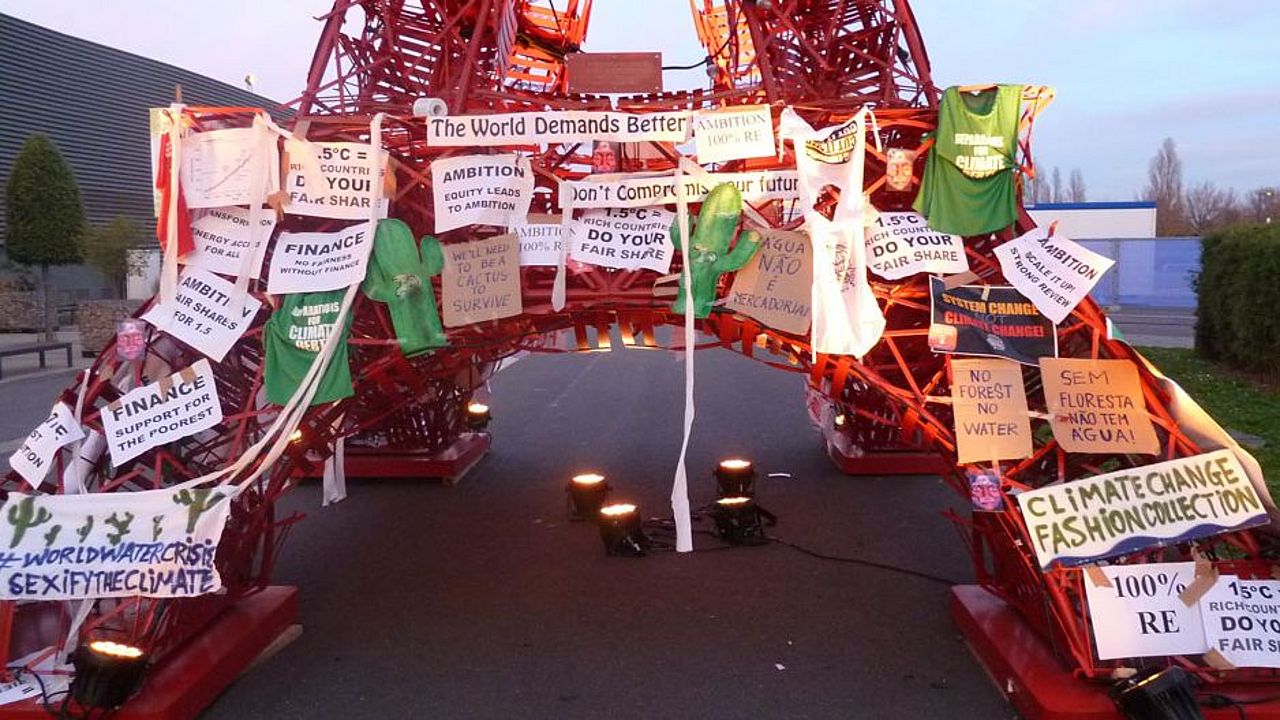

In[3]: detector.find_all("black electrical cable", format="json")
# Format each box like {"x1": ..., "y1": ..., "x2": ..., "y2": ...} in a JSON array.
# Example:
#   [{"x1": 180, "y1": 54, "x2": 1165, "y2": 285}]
[
  {"x1": 661, "y1": 34, "x2": 733, "y2": 71},
  {"x1": 767, "y1": 536, "x2": 961, "y2": 586}
]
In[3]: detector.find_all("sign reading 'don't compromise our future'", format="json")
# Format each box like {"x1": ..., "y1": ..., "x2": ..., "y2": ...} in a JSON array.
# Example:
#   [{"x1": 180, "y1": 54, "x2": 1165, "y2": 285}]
[
  {"x1": 1083, "y1": 561, "x2": 1209, "y2": 660},
  {"x1": 1018, "y1": 449, "x2": 1268, "y2": 569},
  {"x1": 1040, "y1": 358, "x2": 1160, "y2": 455},
  {"x1": 0, "y1": 486, "x2": 233, "y2": 600},
  {"x1": 1200, "y1": 576, "x2": 1280, "y2": 668},
  {"x1": 726, "y1": 228, "x2": 812, "y2": 336},
  {"x1": 284, "y1": 140, "x2": 386, "y2": 220},
  {"x1": 8, "y1": 402, "x2": 85, "y2": 489},
  {"x1": 865, "y1": 211, "x2": 968, "y2": 280},
  {"x1": 928, "y1": 277, "x2": 1057, "y2": 366},
  {"x1": 426, "y1": 110, "x2": 691, "y2": 147},
  {"x1": 102, "y1": 360, "x2": 223, "y2": 464},
  {"x1": 562, "y1": 170, "x2": 799, "y2": 209},
  {"x1": 431, "y1": 153, "x2": 535, "y2": 233},
  {"x1": 994, "y1": 226, "x2": 1114, "y2": 324},
  {"x1": 566, "y1": 207, "x2": 674, "y2": 273},
  {"x1": 267, "y1": 224, "x2": 372, "y2": 294},
  {"x1": 142, "y1": 267, "x2": 262, "y2": 362}
]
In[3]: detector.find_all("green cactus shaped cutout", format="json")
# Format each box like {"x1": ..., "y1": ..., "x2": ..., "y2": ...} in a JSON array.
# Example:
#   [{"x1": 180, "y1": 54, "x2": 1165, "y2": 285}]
[
  {"x1": 670, "y1": 183, "x2": 762, "y2": 318},
  {"x1": 43, "y1": 524, "x2": 61, "y2": 547},
  {"x1": 104, "y1": 511, "x2": 134, "y2": 546},
  {"x1": 7, "y1": 496, "x2": 53, "y2": 548},
  {"x1": 75, "y1": 515, "x2": 93, "y2": 544},
  {"x1": 152, "y1": 515, "x2": 165, "y2": 541},
  {"x1": 173, "y1": 488, "x2": 226, "y2": 534},
  {"x1": 362, "y1": 218, "x2": 448, "y2": 357}
]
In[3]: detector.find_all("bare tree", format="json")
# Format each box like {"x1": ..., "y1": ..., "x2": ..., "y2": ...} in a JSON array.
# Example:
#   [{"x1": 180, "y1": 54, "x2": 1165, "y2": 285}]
[
  {"x1": 1068, "y1": 169, "x2": 1087, "y2": 203},
  {"x1": 1244, "y1": 187, "x2": 1278, "y2": 225},
  {"x1": 1050, "y1": 166, "x2": 1063, "y2": 203},
  {"x1": 1142, "y1": 138, "x2": 1186, "y2": 235},
  {"x1": 1183, "y1": 181, "x2": 1239, "y2": 235}
]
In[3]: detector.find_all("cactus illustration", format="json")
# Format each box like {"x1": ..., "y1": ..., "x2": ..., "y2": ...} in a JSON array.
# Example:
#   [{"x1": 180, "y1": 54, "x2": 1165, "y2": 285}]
[
  {"x1": 104, "y1": 511, "x2": 135, "y2": 546},
  {"x1": 362, "y1": 218, "x2": 447, "y2": 357},
  {"x1": 43, "y1": 524, "x2": 61, "y2": 547},
  {"x1": 7, "y1": 496, "x2": 53, "y2": 548},
  {"x1": 173, "y1": 488, "x2": 226, "y2": 534},
  {"x1": 670, "y1": 183, "x2": 762, "y2": 318},
  {"x1": 152, "y1": 515, "x2": 165, "y2": 541},
  {"x1": 75, "y1": 515, "x2": 93, "y2": 543}
]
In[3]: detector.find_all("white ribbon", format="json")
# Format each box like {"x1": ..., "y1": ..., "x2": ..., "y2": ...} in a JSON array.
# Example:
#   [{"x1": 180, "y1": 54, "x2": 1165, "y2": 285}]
[{"x1": 670, "y1": 163, "x2": 696, "y2": 552}]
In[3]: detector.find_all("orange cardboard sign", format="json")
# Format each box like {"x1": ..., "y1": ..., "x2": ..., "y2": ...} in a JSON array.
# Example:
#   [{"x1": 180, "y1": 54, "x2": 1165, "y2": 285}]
[
  {"x1": 726, "y1": 228, "x2": 812, "y2": 336},
  {"x1": 951, "y1": 358, "x2": 1033, "y2": 464},
  {"x1": 443, "y1": 234, "x2": 523, "y2": 327},
  {"x1": 1039, "y1": 358, "x2": 1159, "y2": 455}
]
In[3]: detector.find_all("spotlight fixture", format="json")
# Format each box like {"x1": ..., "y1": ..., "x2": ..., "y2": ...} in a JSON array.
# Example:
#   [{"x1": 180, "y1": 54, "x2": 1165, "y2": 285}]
[
  {"x1": 567, "y1": 473, "x2": 611, "y2": 520},
  {"x1": 1109, "y1": 666, "x2": 1204, "y2": 720},
  {"x1": 465, "y1": 402, "x2": 491, "y2": 431},
  {"x1": 597, "y1": 503, "x2": 649, "y2": 557},
  {"x1": 710, "y1": 496, "x2": 768, "y2": 546},
  {"x1": 834, "y1": 413, "x2": 847, "y2": 428},
  {"x1": 714, "y1": 458, "x2": 755, "y2": 497},
  {"x1": 71, "y1": 640, "x2": 148, "y2": 710},
  {"x1": 289, "y1": 429, "x2": 304, "y2": 443}
]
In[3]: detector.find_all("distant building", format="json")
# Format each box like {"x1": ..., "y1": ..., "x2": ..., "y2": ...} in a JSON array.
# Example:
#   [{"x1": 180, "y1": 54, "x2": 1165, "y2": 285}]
[
  {"x1": 0, "y1": 12, "x2": 285, "y2": 301},
  {"x1": 1025, "y1": 201, "x2": 1157, "y2": 239}
]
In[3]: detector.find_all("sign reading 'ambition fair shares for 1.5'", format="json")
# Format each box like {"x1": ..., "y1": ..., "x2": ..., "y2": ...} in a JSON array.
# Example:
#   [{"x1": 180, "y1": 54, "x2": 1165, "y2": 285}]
[{"x1": 426, "y1": 111, "x2": 691, "y2": 146}]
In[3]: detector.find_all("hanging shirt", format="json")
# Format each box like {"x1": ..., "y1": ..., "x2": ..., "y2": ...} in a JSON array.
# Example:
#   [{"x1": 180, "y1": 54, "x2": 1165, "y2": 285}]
[
  {"x1": 263, "y1": 290, "x2": 354, "y2": 406},
  {"x1": 914, "y1": 84, "x2": 1022, "y2": 236}
]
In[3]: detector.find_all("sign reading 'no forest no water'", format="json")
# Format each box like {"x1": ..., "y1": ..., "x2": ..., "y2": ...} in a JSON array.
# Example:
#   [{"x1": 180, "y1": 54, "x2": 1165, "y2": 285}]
[{"x1": 1018, "y1": 449, "x2": 1268, "y2": 569}]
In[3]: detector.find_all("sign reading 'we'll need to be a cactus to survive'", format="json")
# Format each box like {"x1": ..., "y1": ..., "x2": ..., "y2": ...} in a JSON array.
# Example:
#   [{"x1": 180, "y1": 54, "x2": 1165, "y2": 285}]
[{"x1": 0, "y1": 486, "x2": 233, "y2": 600}]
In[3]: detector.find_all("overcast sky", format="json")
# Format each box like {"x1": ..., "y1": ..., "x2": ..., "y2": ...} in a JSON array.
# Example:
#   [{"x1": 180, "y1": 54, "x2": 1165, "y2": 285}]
[{"x1": 2, "y1": 0, "x2": 1276, "y2": 200}]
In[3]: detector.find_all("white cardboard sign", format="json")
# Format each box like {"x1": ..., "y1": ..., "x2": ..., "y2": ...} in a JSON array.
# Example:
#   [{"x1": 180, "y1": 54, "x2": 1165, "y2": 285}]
[
  {"x1": 180, "y1": 127, "x2": 278, "y2": 209},
  {"x1": 7, "y1": 403, "x2": 85, "y2": 489},
  {"x1": 426, "y1": 110, "x2": 691, "y2": 146},
  {"x1": 561, "y1": 170, "x2": 799, "y2": 209},
  {"x1": 267, "y1": 225, "x2": 373, "y2": 294},
  {"x1": 566, "y1": 207, "x2": 674, "y2": 273},
  {"x1": 0, "y1": 486, "x2": 233, "y2": 600},
  {"x1": 692, "y1": 105, "x2": 775, "y2": 164},
  {"x1": 514, "y1": 217, "x2": 565, "y2": 267},
  {"x1": 284, "y1": 140, "x2": 387, "y2": 220},
  {"x1": 1083, "y1": 562, "x2": 1209, "y2": 660},
  {"x1": 102, "y1": 360, "x2": 223, "y2": 464},
  {"x1": 142, "y1": 267, "x2": 263, "y2": 362},
  {"x1": 430, "y1": 154, "x2": 535, "y2": 233},
  {"x1": 1200, "y1": 577, "x2": 1280, "y2": 667},
  {"x1": 994, "y1": 226, "x2": 1114, "y2": 324},
  {"x1": 186, "y1": 207, "x2": 277, "y2": 278},
  {"x1": 866, "y1": 211, "x2": 968, "y2": 280}
]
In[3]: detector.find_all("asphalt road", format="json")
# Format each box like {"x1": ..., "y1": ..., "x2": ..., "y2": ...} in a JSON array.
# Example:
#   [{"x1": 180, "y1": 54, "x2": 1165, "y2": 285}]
[{"x1": 197, "y1": 345, "x2": 1012, "y2": 719}]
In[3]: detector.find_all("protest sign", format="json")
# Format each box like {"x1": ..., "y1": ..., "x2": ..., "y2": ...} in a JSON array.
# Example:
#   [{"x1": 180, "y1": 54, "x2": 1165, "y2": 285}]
[
  {"x1": 442, "y1": 234, "x2": 523, "y2": 327},
  {"x1": 1200, "y1": 577, "x2": 1280, "y2": 668},
  {"x1": 102, "y1": 360, "x2": 223, "y2": 464},
  {"x1": 426, "y1": 110, "x2": 691, "y2": 146},
  {"x1": 284, "y1": 140, "x2": 387, "y2": 220},
  {"x1": 566, "y1": 207, "x2": 674, "y2": 273},
  {"x1": 994, "y1": 226, "x2": 1114, "y2": 324},
  {"x1": 267, "y1": 225, "x2": 373, "y2": 294},
  {"x1": 1083, "y1": 562, "x2": 1208, "y2": 660},
  {"x1": 431, "y1": 153, "x2": 535, "y2": 233},
  {"x1": 8, "y1": 403, "x2": 85, "y2": 488},
  {"x1": 562, "y1": 170, "x2": 799, "y2": 209},
  {"x1": 185, "y1": 206, "x2": 277, "y2": 277},
  {"x1": 866, "y1": 211, "x2": 968, "y2": 280},
  {"x1": 1040, "y1": 358, "x2": 1160, "y2": 455},
  {"x1": 1018, "y1": 449, "x2": 1268, "y2": 569},
  {"x1": 726, "y1": 228, "x2": 812, "y2": 335},
  {"x1": 692, "y1": 105, "x2": 775, "y2": 164},
  {"x1": 514, "y1": 215, "x2": 565, "y2": 267},
  {"x1": 180, "y1": 127, "x2": 278, "y2": 209},
  {"x1": 928, "y1": 277, "x2": 1057, "y2": 365},
  {"x1": 142, "y1": 267, "x2": 262, "y2": 362},
  {"x1": 0, "y1": 485, "x2": 233, "y2": 600},
  {"x1": 950, "y1": 358, "x2": 1033, "y2": 464}
]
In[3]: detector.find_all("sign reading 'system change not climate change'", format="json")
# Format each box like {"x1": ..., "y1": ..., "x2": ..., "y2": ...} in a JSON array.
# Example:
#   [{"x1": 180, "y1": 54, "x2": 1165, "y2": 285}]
[{"x1": 1018, "y1": 449, "x2": 1268, "y2": 568}]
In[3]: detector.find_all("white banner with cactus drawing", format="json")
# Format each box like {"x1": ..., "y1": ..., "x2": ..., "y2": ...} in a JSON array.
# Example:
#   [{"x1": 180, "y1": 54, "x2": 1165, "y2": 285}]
[{"x1": 0, "y1": 486, "x2": 233, "y2": 600}]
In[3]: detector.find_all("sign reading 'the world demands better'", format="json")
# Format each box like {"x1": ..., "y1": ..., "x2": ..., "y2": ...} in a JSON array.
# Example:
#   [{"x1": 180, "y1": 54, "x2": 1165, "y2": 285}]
[
  {"x1": 1040, "y1": 358, "x2": 1160, "y2": 455},
  {"x1": 1017, "y1": 449, "x2": 1268, "y2": 569},
  {"x1": 726, "y1": 228, "x2": 812, "y2": 336},
  {"x1": 928, "y1": 277, "x2": 1057, "y2": 366},
  {"x1": 102, "y1": 360, "x2": 223, "y2": 464}
]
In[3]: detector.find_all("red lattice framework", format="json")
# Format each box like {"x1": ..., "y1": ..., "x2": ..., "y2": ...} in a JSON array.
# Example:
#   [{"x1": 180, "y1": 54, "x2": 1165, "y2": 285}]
[{"x1": 2, "y1": 0, "x2": 1277, "y2": 694}]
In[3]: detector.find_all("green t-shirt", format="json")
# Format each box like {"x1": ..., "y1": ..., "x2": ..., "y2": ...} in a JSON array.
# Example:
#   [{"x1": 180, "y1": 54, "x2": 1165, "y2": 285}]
[
  {"x1": 263, "y1": 290, "x2": 354, "y2": 406},
  {"x1": 914, "y1": 84, "x2": 1022, "y2": 236}
]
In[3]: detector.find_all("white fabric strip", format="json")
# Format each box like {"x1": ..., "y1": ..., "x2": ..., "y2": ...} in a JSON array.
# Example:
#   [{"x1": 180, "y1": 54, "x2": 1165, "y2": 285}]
[
  {"x1": 670, "y1": 164, "x2": 695, "y2": 553},
  {"x1": 159, "y1": 103, "x2": 186, "y2": 305}
]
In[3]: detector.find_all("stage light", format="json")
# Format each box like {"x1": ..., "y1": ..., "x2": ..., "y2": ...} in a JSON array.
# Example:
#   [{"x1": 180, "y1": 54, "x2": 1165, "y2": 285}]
[
  {"x1": 1109, "y1": 666, "x2": 1204, "y2": 720},
  {"x1": 710, "y1": 496, "x2": 768, "y2": 546},
  {"x1": 289, "y1": 429, "x2": 303, "y2": 443},
  {"x1": 834, "y1": 413, "x2": 846, "y2": 428},
  {"x1": 715, "y1": 458, "x2": 755, "y2": 497},
  {"x1": 70, "y1": 640, "x2": 148, "y2": 710},
  {"x1": 597, "y1": 502, "x2": 649, "y2": 557},
  {"x1": 465, "y1": 402, "x2": 491, "y2": 430},
  {"x1": 567, "y1": 473, "x2": 611, "y2": 520}
]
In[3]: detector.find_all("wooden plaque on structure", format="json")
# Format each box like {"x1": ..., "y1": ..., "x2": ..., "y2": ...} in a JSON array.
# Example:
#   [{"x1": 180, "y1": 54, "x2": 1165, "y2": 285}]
[{"x1": 566, "y1": 52, "x2": 663, "y2": 94}]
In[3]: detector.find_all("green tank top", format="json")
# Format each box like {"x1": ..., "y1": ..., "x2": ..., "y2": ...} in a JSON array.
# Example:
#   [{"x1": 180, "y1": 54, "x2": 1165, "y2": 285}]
[
  {"x1": 263, "y1": 289, "x2": 354, "y2": 406},
  {"x1": 914, "y1": 84, "x2": 1022, "y2": 236}
]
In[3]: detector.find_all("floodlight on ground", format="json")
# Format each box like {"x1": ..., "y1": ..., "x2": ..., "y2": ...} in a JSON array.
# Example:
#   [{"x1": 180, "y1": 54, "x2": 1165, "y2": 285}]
[
  {"x1": 70, "y1": 640, "x2": 149, "y2": 710},
  {"x1": 597, "y1": 503, "x2": 649, "y2": 557},
  {"x1": 715, "y1": 458, "x2": 755, "y2": 497},
  {"x1": 710, "y1": 496, "x2": 768, "y2": 546},
  {"x1": 1109, "y1": 666, "x2": 1204, "y2": 720},
  {"x1": 465, "y1": 402, "x2": 491, "y2": 430},
  {"x1": 567, "y1": 473, "x2": 610, "y2": 520}
]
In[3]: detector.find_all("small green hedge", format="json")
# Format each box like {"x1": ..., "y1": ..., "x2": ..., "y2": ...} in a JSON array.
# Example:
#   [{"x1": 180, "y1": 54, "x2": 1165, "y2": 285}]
[{"x1": 1196, "y1": 223, "x2": 1280, "y2": 375}]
